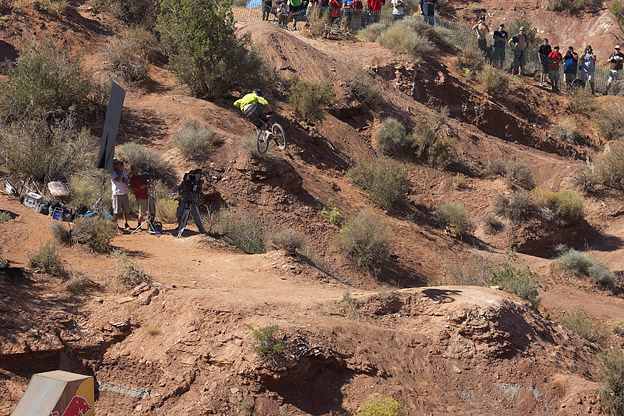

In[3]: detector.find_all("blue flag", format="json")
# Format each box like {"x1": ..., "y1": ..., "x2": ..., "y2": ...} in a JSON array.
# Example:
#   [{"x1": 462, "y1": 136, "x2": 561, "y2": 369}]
[{"x1": 246, "y1": 0, "x2": 262, "y2": 7}]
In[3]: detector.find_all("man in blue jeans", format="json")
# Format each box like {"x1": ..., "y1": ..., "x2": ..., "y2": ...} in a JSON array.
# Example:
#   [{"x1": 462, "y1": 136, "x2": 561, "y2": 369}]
[{"x1": 419, "y1": 0, "x2": 436, "y2": 25}]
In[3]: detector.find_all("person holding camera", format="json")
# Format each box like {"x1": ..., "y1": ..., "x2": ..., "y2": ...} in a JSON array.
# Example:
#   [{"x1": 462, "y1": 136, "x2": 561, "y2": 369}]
[
  {"x1": 606, "y1": 45, "x2": 624, "y2": 95},
  {"x1": 110, "y1": 159, "x2": 130, "y2": 229},
  {"x1": 580, "y1": 45, "x2": 596, "y2": 95},
  {"x1": 563, "y1": 46, "x2": 579, "y2": 91}
]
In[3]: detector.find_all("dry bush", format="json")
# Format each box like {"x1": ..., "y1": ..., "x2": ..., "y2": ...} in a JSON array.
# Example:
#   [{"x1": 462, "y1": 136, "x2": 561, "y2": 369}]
[
  {"x1": 105, "y1": 28, "x2": 156, "y2": 83},
  {"x1": 0, "y1": 211, "x2": 11, "y2": 223},
  {"x1": 29, "y1": 241, "x2": 65, "y2": 278},
  {"x1": 348, "y1": 157, "x2": 408, "y2": 211},
  {"x1": 409, "y1": 124, "x2": 457, "y2": 169},
  {"x1": 90, "y1": 0, "x2": 159, "y2": 26},
  {"x1": 144, "y1": 325, "x2": 161, "y2": 335},
  {"x1": 303, "y1": 6, "x2": 329, "y2": 39},
  {"x1": 268, "y1": 228, "x2": 306, "y2": 255},
  {"x1": 457, "y1": 46, "x2": 486, "y2": 74},
  {"x1": 441, "y1": 254, "x2": 492, "y2": 286},
  {"x1": 65, "y1": 272, "x2": 100, "y2": 295},
  {"x1": 117, "y1": 142, "x2": 176, "y2": 186},
  {"x1": 560, "y1": 307, "x2": 609, "y2": 344},
  {"x1": 34, "y1": 0, "x2": 68, "y2": 16},
  {"x1": 592, "y1": 101, "x2": 624, "y2": 140},
  {"x1": 594, "y1": 142, "x2": 624, "y2": 191},
  {"x1": 114, "y1": 250, "x2": 149, "y2": 289},
  {"x1": 554, "y1": 117, "x2": 590, "y2": 146},
  {"x1": 569, "y1": 87, "x2": 599, "y2": 116},
  {"x1": 211, "y1": 210, "x2": 269, "y2": 254},
  {"x1": 487, "y1": 158, "x2": 507, "y2": 176},
  {"x1": 483, "y1": 212, "x2": 504, "y2": 234},
  {"x1": 555, "y1": 249, "x2": 616, "y2": 290},
  {"x1": 436, "y1": 201, "x2": 475, "y2": 237},
  {"x1": 337, "y1": 209, "x2": 391, "y2": 274},
  {"x1": 548, "y1": 0, "x2": 602, "y2": 13},
  {"x1": 375, "y1": 117, "x2": 407, "y2": 156},
  {"x1": 51, "y1": 222, "x2": 73, "y2": 246},
  {"x1": 597, "y1": 346, "x2": 624, "y2": 416},
  {"x1": 476, "y1": 65, "x2": 511, "y2": 97},
  {"x1": 288, "y1": 78, "x2": 335, "y2": 124},
  {"x1": 156, "y1": 199, "x2": 178, "y2": 223},
  {"x1": 450, "y1": 173, "x2": 467, "y2": 190},
  {"x1": 68, "y1": 170, "x2": 112, "y2": 207},
  {"x1": 241, "y1": 132, "x2": 262, "y2": 159},
  {"x1": 531, "y1": 187, "x2": 585, "y2": 226},
  {"x1": 72, "y1": 217, "x2": 118, "y2": 253},
  {"x1": 494, "y1": 191, "x2": 534, "y2": 221},
  {"x1": 506, "y1": 162, "x2": 535, "y2": 190},
  {"x1": 379, "y1": 21, "x2": 436, "y2": 59},
  {"x1": 358, "y1": 23, "x2": 386, "y2": 42},
  {"x1": 173, "y1": 120, "x2": 218, "y2": 161},
  {"x1": 345, "y1": 72, "x2": 383, "y2": 110}
]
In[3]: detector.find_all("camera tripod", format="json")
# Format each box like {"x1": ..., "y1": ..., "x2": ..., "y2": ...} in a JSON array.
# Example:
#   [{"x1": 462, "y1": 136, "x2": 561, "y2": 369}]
[
  {"x1": 177, "y1": 197, "x2": 206, "y2": 238},
  {"x1": 131, "y1": 195, "x2": 158, "y2": 235}
]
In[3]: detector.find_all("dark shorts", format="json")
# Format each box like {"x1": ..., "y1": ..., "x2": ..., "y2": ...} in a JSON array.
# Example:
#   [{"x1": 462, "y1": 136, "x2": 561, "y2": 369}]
[
  {"x1": 541, "y1": 62, "x2": 549, "y2": 74},
  {"x1": 244, "y1": 104, "x2": 268, "y2": 129}
]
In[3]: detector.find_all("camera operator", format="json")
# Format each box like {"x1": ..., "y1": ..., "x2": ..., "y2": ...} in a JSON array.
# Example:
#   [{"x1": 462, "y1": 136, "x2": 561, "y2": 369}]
[
  {"x1": 606, "y1": 44, "x2": 624, "y2": 95},
  {"x1": 580, "y1": 45, "x2": 596, "y2": 95},
  {"x1": 110, "y1": 159, "x2": 130, "y2": 229},
  {"x1": 130, "y1": 169, "x2": 149, "y2": 230}
]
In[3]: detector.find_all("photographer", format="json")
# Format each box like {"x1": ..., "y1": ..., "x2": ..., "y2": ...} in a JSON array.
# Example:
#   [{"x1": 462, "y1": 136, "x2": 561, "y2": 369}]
[
  {"x1": 129, "y1": 169, "x2": 149, "y2": 230},
  {"x1": 580, "y1": 45, "x2": 596, "y2": 95},
  {"x1": 110, "y1": 159, "x2": 130, "y2": 230},
  {"x1": 606, "y1": 45, "x2": 624, "y2": 95}
]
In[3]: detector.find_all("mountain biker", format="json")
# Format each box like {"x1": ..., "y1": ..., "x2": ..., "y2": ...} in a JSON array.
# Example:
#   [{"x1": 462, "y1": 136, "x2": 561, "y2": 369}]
[{"x1": 234, "y1": 89, "x2": 273, "y2": 131}]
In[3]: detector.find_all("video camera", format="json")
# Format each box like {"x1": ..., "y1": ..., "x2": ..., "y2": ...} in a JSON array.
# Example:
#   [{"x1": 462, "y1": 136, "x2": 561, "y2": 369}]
[{"x1": 179, "y1": 169, "x2": 203, "y2": 202}]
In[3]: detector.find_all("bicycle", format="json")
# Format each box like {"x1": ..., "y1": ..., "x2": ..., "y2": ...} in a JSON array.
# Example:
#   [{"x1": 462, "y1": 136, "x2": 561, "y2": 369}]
[{"x1": 256, "y1": 116, "x2": 286, "y2": 155}]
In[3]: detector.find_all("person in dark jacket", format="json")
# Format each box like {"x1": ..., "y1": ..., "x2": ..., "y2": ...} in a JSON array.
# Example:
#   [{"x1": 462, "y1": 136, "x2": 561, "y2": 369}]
[
  {"x1": 563, "y1": 46, "x2": 579, "y2": 90},
  {"x1": 419, "y1": 0, "x2": 437, "y2": 26}
]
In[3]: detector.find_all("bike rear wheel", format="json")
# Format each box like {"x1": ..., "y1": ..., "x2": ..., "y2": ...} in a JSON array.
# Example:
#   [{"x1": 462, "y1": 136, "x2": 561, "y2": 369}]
[
  {"x1": 256, "y1": 128, "x2": 269, "y2": 154},
  {"x1": 272, "y1": 123, "x2": 286, "y2": 150}
]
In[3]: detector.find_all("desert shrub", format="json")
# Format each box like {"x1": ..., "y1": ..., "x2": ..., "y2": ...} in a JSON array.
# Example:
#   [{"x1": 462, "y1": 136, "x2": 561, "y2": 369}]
[
  {"x1": 409, "y1": 18, "x2": 449, "y2": 48},
  {"x1": 436, "y1": 201, "x2": 475, "y2": 237},
  {"x1": 0, "y1": 211, "x2": 11, "y2": 223},
  {"x1": 359, "y1": 22, "x2": 386, "y2": 42},
  {"x1": 29, "y1": 241, "x2": 65, "y2": 278},
  {"x1": 375, "y1": 117, "x2": 407, "y2": 156},
  {"x1": 476, "y1": 65, "x2": 510, "y2": 97},
  {"x1": 90, "y1": 0, "x2": 159, "y2": 26},
  {"x1": 442, "y1": 254, "x2": 492, "y2": 286},
  {"x1": 494, "y1": 191, "x2": 534, "y2": 221},
  {"x1": 114, "y1": 250, "x2": 149, "y2": 289},
  {"x1": 321, "y1": 205, "x2": 343, "y2": 225},
  {"x1": 450, "y1": 173, "x2": 467, "y2": 190},
  {"x1": 487, "y1": 158, "x2": 507, "y2": 176},
  {"x1": 51, "y1": 222, "x2": 73, "y2": 246},
  {"x1": 65, "y1": 272, "x2": 99, "y2": 295},
  {"x1": 117, "y1": 142, "x2": 175, "y2": 186},
  {"x1": 157, "y1": 0, "x2": 262, "y2": 100},
  {"x1": 548, "y1": 0, "x2": 602, "y2": 13},
  {"x1": 348, "y1": 157, "x2": 408, "y2": 210},
  {"x1": 610, "y1": 1, "x2": 624, "y2": 38},
  {"x1": 173, "y1": 120, "x2": 218, "y2": 161},
  {"x1": 0, "y1": 116, "x2": 97, "y2": 184},
  {"x1": 34, "y1": 0, "x2": 68, "y2": 16},
  {"x1": 355, "y1": 397, "x2": 405, "y2": 416},
  {"x1": 345, "y1": 73, "x2": 383, "y2": 110},
  {"x1": 457, "y1": 46, "x2": 485, "y2": 74},
  {"x1": 592, "y1": 102, "x2": 624, "y2": 140},
  {"x1": 506, "y1": 162, "x2": 535, "y2": 190},
  {"x1": 531, "y1": 187, "x2": 585, "y2": 226},
  {"x1": 72, "y1": 217, "x2": 118, "y2": 253},
  {"x1": 337, "y1": 209, "x2": 391, "y2": 274},
  {"x1": 409, "y1": 126, "x2": 457, "y2": 168},
  {"x1": 156, "y1": 198, "x2": 178, "y2": 223},
  {"x1": 378, "y1": 21, "x2": 436, "y2": 59},
  {"x1": 560, "y1": 307, "x2": 609, "y2": 344},
  {"x1": 288, "y1": 78, "x2": 335, "y2": 124},
  {"x1": 490, "y1": 249, "x2": 540, "y2": 307},
  {"x1": 268, "y1": 228, "x2": 306, "y2": 255},
  {"x1": 555, "y1": 249, "x2": 616, "y2": 289},
  {"x1": 250, "y1": 325, "x2": 285, "y2": 358},
  {"x1": 0, "y1": 42, "x2": 105, "y2": 120},
  {"x1": 569, "y1": 87, "x2": 599, "y2": 116},
  {"x1": 68, "y1": 170, "x2": 112, "y2": 207},
  {"x1": 303, "y1": 6, "x2": 329, "y2": 39},
  {"x1": 597, "y1": 346, "x2": 624, "y2": 416},
  {"x1": 105, "y1": 28, "x2": 156, "y2": 83},
  {"x1": 483, "y1": 212, "x2": 504, "y2": 234},
  {"x1": 554, "y1": 117, "x2": 590, "y2": 146},
  {"x1": 594, "y1": 142, "x2": 624, "y2": 191},
  {"x1": 573, "y1": 166, "x2": 599, "y2": 193},
  {"x1": 212, "y1": 210, "x2": 269, "y2": 254}
]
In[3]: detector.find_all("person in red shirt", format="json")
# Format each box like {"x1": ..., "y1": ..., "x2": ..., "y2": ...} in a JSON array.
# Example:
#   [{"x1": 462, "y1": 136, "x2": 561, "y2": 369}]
[
  {"x1": 367, "y1": 0, "x2": 383, "y2": 23},
  {"x1": 129, "y1": 170, "x2": 150, "y2": 229},
  {"x1": 548, "y1": 46, "x2": 563, "y2": 92},
  {"x1": 352, "y1": 0, "x2": 363, "y2": 30},
  {"x1": 330, "y1": 0, "x2": 341, "y2": 24}
]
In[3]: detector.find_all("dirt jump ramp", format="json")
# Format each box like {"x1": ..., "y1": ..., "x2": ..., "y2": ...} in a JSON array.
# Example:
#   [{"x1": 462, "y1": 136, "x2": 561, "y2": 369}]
[{"x1": 11, "y1": 371, "x2": 94, "y2": 416}]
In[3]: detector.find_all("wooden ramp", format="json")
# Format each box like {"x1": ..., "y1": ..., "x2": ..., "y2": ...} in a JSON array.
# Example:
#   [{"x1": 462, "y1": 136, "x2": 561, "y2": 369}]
[{"x1": 11, "y1": 371, "x2": 94, "y2": 416}]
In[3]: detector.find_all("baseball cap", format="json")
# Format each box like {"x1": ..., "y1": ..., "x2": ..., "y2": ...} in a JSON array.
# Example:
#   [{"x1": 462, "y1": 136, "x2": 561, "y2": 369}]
[
  {"x1": 616, "y1": 45, "x2": 621, "y2": 49},
  {"x1": 520, "y1": 26, "x2": 525, "y2": 31}
]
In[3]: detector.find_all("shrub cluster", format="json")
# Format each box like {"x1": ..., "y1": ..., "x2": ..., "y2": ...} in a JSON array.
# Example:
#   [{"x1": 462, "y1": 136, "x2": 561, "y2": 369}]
[
  {"x1": 476, "y1": 65, "x2": 512, "y2": 97},
  {"x1": 173, "y1": 120, "x2": 218, "y2": 161},
  {"x1": 579, "y1": 142, "x2": 624, "y2": 192},
  {"x1": 345, "y1": 73, "x2": 383, "y2": 110},
  {"x1": 548, "y1": 0, "x2": 602, "y2": 13},
  {"x1": 91, "y1": 0, "x2": 159, "y2": 26},
  {"x1": 268, "y1": 228, "x2": 306, "y2": 255},
  {"x1": 114, "y1": 250, "x2": 149, "y2": 289},
  {"x1": 355, "y1": 397, "x2": 405, "y2": 416},
  {"x1": 506, "y1": 162, "x2": 535, "y2": 190},
  {"x1": 554, "y1": 249, "x2": 616, "y2": 289},
  {"x1": 489, "y1": 249, "x2": 540, "y2": 307},
  {"x1": 560, "y1": 307, "x2": 609, "y2": 344},
  {"x1": 348, "y1": 157, "x2": 408, "y2": 211},
  {"x1": 70, "y1": 217, "x2": 119, "y2": 253},
  {"x1": 117, "y1": 142, "x2": 176, "y2": 186},
  {"x1": 288, "y1": 78, "x2": 335, "y2": 124},
  {"x1": 358, "y1": 23, "x2": 386, "y2": 42},
  {"x1": 436, "y1": 201, "x2": 474, "y2": 237},
  {"x1": 211, "y1": 210, "x2": 269, "y2": 254},
  {"x1": 378, "y1": 20, "x2": 436, "y2": 60},
  {"x1": 337, "y1": 209, "x2": 391, "y2": 274},
  {"x1": 531, "y1": 187, "x2": 585, "y2": 226},
  {"x1": 29, "y1": 241, "x2": 65, "y2": 278},
  {"x1": 597, "y1": 346, "x2": 624, "y2": 416},
  {"x1": 494, "y1": 191, "x2": 534, "y2": 221},
  {"x1": 105, "y1": 28, "x2": 156, "y2": 83}
]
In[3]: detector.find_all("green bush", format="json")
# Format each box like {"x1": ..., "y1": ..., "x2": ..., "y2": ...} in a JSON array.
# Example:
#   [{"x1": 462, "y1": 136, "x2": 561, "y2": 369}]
[
  {"x1": 359, "y1": 23, "x2": 386, "y2": 42},
  {"x1": 476, "y1": 65, "x2": 511, "y2": 97},
  {"x1": 379, "y1": 21, "x2": 436, "y2": 59},
  {"x1": 0, "y1": 42, "x2": 105, "y2": 120},
  {"x1": 173, "y1": 120, "x2": 218, "y2": 161},
  {"x1": 337, "y1": 209, "x2": 391, "y2": 274},
  {"x1": 555, "y1": 249, "x2": 616, "y2": 289},
  {"x1": 506, "y1": 162, "x2": 535, "y2": 190},
  {"x1": 489, "y1": 249, "x2": 540, "y2": 307},
  {"x1": 29, "y1": 241, "x2": 65, "y2": 278},
  {"x1": 250, "y1": 325, "x2": 285, "y2": 359},
  {"x1": 288, "y1": 78, "x2": 335, "y2": 124},
  {"x1": 560, "y1": 307, "x2": 609, "y2": 344},
  {"x1": 72, "y1": 217, "x2": 118, "y2": 253},
  {"x1": 117, "y1": 142, "x2": 175, "y2": 186},
  {"x1": 0, "y1": 116, "x2": 96, "y2": 184},
  {"x1": 355, "y1": 397, "x2": 405, "y2": 416},
  {"x1": 597, "y1": 346, "x2": 624, "y2": 416},
  {"x1": 436, "y1": 201, "x2": 475, "y2": 237},
  {"x1": 114, "y1": 250, "x2": 149, "y2": 289},
  {"x1": 348, "y1": 157, "x2": 408, "y2": 210},
  {"x1": 90, "y1": 0, "x2": 159, "y2": 26},
  {"x1": 105, "y1": 28, "x2": 156, "y2": 83},
  {"x1": 375, "y1": 117, "x2": 407, "y2": 156},
  {"x1": 531, "y1": 187, "x2": 585, "y2": 226},
  {"x1": 156, "y1": 198, "x2": 179, "y2": 223},
  {"x1": 321, "y1": 205, "x2": 343, "y2": 225},
  {"x1": 268, "y1": 228, "x2": 306, "y2": 255},
  {"x1": 157, "y1": 0, "x2": 262, "y2": 100},
  {"x1": 345, "y1": 73, "x2": 383, "y2": 110},
  {"x1": 548, "y1": 0, "x2": 602, "y2": 14},
  {"x1": 212, "y1": 210, "x2": 269, "y2": 254},
  {"x1": 494, "y1": 191, "x2": 534, "y2": 221},
  {"x1": 594, "y1": 142, "x2": 624, "y2": 191}
]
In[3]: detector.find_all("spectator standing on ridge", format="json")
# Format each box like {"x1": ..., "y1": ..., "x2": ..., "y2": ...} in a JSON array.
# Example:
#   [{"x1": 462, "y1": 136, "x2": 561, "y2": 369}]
[
  {"x1": 391, "y1": 0, "x2": 404, "y2": 21},
  {"x1": 288, "y1": 0, "x2": 303, "y2": 29},
  {"x1": 605, "y1": 45, "x2": 624, "y2": 95},
  {"x1": 367, "y1": 0, "x2": 383, "y2": 23},
  {"x1": 491, "y1": 23, "x2": 508, "y2": 68},
  {"x1": 330, "y1": 0, "x2": 341, "y2": 24},
  {"x1": 352, "y1": 0, "x2": 363, "y2": 30},
  {"x1": 580, "y1": 45, "x2": 596, "y2": 95},
  {"x1": 262, "y1": 0, "x2": 273, "y2": 21},
  {"x1": 342, "y1": 0, "x2": 353, "y2": 31},
  {"x1": 509, "y1": 26, "x2": 529, "y2": 76},
  {"x1": 420, "y1": 0, "x2": 437, "y2": 26},
  {"x1": 472, "y1": 16, "x2": 489, "y2": 56},
  {"x1": 548, "y1": 46, "x2": 563, "y2": 92},
  {"x1": 110, "y1": 159, "x2": 130, "y2": 230},
  {"x1": 277, "y1": 0, "x2": 290, "y2": 28},
  {"x1": 563, "y1": 46, "x2": 579, "y2": 90},
  {"x1": 537, "y1": 38, "x2": 552, "y2": 87}
]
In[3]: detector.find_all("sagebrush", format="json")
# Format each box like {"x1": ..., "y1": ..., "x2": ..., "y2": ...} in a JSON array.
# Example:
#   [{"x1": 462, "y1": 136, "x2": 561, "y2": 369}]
[
  {"x1": 29, "y1": 241, "x2": 65, "y2": 278},
  {"x1": 114, "y1": 250, "x2": 149, "y2": 289},
  {"x1": 173, "y1": 120, "x2": 218, "y2": 161},
  {"x1": 560, "y1": 307, "x2": 609, "y2": 344},
  {"x1": 72, "y1": 217, "x2": 118, "y2": 253},
  {"x1": 288, "y1": 78, "x2": 334, "y2": 124},
  {"x1": 337, "y1": 209, "x2": 391, "y2": 274},
  {"x1": 597, "y1": 346, "x2": 624, "y2": 416},
  {"x1": 349, "y1": 157, "x2": 408, "y2": 211},
  {"x1": 436, "y1": 201, "x2": 474, "y2": 237}
]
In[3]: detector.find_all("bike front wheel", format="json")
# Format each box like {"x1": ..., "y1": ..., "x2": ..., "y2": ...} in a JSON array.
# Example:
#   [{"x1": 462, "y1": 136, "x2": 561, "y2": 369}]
[
  {"x1": 272, "y1": 123, "x2": 286, "y2": 150},
  {"x1": 256, "y1": 129, "x2": 269, "y2": 154}
]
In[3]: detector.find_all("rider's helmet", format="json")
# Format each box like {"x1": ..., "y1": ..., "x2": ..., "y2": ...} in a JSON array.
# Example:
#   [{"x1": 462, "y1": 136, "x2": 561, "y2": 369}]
[{"x1": 253, "y1": 88, "x2": 262, "y2": 96}]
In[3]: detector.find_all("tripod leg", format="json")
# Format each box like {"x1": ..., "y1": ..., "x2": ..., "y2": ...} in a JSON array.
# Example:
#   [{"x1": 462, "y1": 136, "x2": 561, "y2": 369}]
[
  {"x1": 190, "y1": 204, "x2": 206, "y2": 234},
  {"x1": 177, "y1": 206, "x2": 191, "y2": 238}
]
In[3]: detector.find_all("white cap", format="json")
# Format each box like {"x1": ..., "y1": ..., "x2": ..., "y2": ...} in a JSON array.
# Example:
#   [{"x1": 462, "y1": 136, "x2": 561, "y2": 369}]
[{"x1": 616, "y1": 45, "x2": 621, "y2": 49}]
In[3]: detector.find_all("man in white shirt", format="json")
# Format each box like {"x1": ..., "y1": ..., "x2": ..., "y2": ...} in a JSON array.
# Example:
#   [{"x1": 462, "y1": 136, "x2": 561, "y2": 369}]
[
  {"x1": 110, "y1": 159, "x2": 130, "y2": 229},
  {"x1": 391, "y1": 0, "x2": 404, "y2": 21}
]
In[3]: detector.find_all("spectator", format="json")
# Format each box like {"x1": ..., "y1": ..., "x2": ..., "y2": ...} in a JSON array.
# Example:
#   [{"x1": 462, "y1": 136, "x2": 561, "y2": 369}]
[
  {"x1": 306, "y1": 0, "x2": 315, "y2": 21},
  {"x1": 548, "y1": 46, "x2": 563, "y2": 92},
  {"x1": 330, "y1": 0, "x2": 341, "y2": 24},
  {"x1": 129, "y1": 170, "x2": 150, "y2": 229},
  {"x1": 110, "y1": 159, "x2": 130, "y2": 230},
  {"x1": 563, "y1": 46, "x2": 579, "y2": 90},
  {"x1": 288, "y1": 0, "x2": 303, "y2": 29},
  {"x1": 262, "y1": 0, "x2": 273, "y2": 21},
  {"x1": 277, "y1": 0, "x2": 290, "y2": 28},
  {"x1": 352, "y1": 0, "x2": 363, "y2": 30},
  {"x1": 491, "y1": 23, "x2": 508, "y2": 69},
  {"x1": 472, "y1": 16, "x2": 489, "y2": 56},
  {"x1": 320, "y1": 0, "x2": 329, "y2": 16},
  {"x1": 391, "y1": 0, "x2": 404, "y2": 21},
  {"x1": 580, "y1": 45, "x2": 596, "y2": 95},
  {"x1": 509, "y1": 26, "x2": 529, "y2": 76},
  {"x1": 367, "y1": 0, "x2": 383, "y2": 23},
  {"x1": 342, "y1": 0, "x2": 353, "y2": 31},
  {"x1": 420, "y1": 0, "x2": 437, "y2": 26},
  {"x1": 537, "y1": 38, "x2": 552, "y2": 87},
  {"x1": 605, "y1": 45, "x2": 624, "y2": 95}
]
